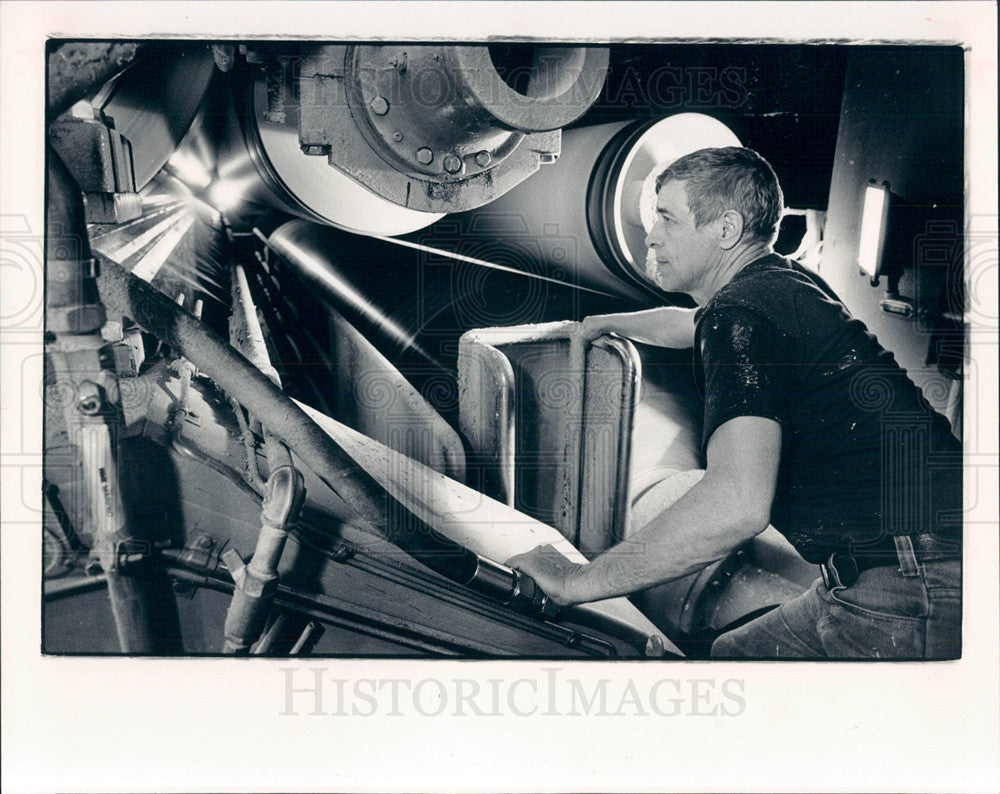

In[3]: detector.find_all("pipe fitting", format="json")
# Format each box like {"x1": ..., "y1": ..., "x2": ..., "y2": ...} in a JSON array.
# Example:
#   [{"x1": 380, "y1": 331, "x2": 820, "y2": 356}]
[
  {"x1": 260, "y1": 465, "x2": 306, "y2": 532},
  {"x1": 221, "y1": 456, "x2": 304, "y2": 653},
  {"x1": 268, "y1": 43, "x2": 611, "y2": 218},
  {"x1": 222, "y1": 549, "x2": 278, "y2": 599},
  {"x1": 344, "y1": 44, "x2": 608, "y2": 178}
]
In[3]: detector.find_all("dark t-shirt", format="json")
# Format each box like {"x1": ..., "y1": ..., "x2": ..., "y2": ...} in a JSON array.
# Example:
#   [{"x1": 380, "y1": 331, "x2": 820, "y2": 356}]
[{"x1": 693, "y1": 254, "x2": 962, "y2": 563}]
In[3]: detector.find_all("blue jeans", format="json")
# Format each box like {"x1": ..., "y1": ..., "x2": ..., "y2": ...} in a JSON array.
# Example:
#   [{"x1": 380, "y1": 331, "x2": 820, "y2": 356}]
[{"x1": 710, "y1": 560, "x2": 961, "y2": 659}]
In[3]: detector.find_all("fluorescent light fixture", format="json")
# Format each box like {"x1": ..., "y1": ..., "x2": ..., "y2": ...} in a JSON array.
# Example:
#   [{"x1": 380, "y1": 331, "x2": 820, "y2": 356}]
[{"x1": 858, "y1": 182, "x2": 890, "y2": 280}]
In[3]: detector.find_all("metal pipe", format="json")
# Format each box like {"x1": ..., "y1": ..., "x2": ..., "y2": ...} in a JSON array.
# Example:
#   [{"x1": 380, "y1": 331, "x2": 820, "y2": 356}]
[
  {"x1": 47, "y1": 42, "x2": 145, "y2": 118},
  {"x1": 47, "y1": 147, "x2": 182, "y2": 654},
  {"x1": 94, "y1": 257, "x2": 555, "y2": 616},
  {"x1": 163, "y1": 561, "x2": 500, "y2": 657},
  {"x1": 263, "y1": 219, "x2": 606, "y2": 375},
  {"x1": 46, "y1": 150, "x2": 103, "y2": 336},
  {"x1": 223, "y1": 262, "x2": 307, "y2": 654},
  {"x1": 262, "y1": 223, "x2": 442, "y2": 369},
  {"x1": 229, "y1": 264, "x2": 280, "y2": 384},
  {"x1": 162, "y1": 554, "x2": 629, "y2": 657},
  {"x1": 222, "y1": 464, "x2": 305, "y2": 653}
]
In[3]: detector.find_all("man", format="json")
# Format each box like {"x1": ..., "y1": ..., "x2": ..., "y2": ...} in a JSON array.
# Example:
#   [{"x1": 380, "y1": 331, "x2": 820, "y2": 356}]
[{"x1": 508, "y1": 147, "x2": 962, "y2": 659}]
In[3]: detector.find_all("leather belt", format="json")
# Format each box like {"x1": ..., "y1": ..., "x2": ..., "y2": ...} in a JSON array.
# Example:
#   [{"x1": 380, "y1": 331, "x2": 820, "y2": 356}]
[{"x1": 819, "y1": 533, "x2": 961, "y2": 589}]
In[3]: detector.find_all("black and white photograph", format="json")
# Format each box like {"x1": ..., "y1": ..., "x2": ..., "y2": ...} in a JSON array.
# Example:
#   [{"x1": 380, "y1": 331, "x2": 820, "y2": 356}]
[{"x1": 2, "y1": 2, "x2": 998, "y2": 792}]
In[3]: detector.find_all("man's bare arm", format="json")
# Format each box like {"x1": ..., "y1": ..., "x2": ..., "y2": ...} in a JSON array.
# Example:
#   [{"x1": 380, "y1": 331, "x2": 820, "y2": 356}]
[
  {"x1": 579, "y1": 306, "x2": 698, "y2": 349},
  {"x1": 506, "y1": 416, "x2": 782, "y2": 605}
]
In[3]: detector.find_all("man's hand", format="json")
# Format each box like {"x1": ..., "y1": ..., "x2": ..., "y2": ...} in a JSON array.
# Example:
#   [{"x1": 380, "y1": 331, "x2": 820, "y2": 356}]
[
  {"x1": 506, "y1": 416, "x2": 781, "y2": 607},
  {"x1": 578, "y1": 314, "x2": 615, "y2": 345},
  {"x1": 506, "y1": 544, "x2": 585, "y2": 606}
]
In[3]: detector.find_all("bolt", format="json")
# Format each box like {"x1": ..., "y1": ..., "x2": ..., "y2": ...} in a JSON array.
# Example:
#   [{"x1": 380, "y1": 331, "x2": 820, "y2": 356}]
[
  {"x1": 392, "y1": 131, "x2": 404, "y2": 142},
  {"x1": 197, "y1": 535, "x2": 213, "y2": 549},
  {"x1": 416, "y1": 147, "x2": 434, "y2": 165},
  {"x1": 474, "y1": 150, "x2": 492, "y2": 167},
  {"x1": 443, "y1": 154, "x2": 463, "y2": 174},
  {"x1": 539, "y1": 153, "x2": 559, "y2": 165},
  {"x1": 369, "y1": 96, "x2": 389, "y2": 115},
  {"x1": 331, "y1": 542, "x2": 356, "y2": 563},
  {"x1": 301, "y1": 144, "x2": 331, "y2": 156}
]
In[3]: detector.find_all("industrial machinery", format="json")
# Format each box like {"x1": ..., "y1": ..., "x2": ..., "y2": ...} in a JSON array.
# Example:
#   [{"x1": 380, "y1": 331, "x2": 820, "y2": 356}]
[{"x1": 44, "y1": 40, "x2": 832, "y2": 658}]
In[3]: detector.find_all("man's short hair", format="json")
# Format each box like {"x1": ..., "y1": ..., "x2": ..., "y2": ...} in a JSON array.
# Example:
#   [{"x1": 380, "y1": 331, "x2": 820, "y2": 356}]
[{"x1": 655, "y1": 147, "x2": 784, "y2": 243}]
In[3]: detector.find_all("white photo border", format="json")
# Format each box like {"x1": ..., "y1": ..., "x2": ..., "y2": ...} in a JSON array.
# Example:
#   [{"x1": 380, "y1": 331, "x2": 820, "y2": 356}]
[{"x1": 2, "y1": 2, "x2": 997, "y2": 792}]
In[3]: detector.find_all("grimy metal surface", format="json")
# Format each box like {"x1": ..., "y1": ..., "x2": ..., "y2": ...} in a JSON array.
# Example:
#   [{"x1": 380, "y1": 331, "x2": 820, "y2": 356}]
[
  {"x1": 47, "y1": 42, "x2": 145, "y2": 118},
  {"x1": 297, "y1": 45, "x2": 608, "y2": 214}
]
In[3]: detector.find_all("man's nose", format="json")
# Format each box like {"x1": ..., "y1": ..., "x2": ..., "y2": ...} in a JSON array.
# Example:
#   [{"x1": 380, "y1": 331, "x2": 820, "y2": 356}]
[{"x1": 645, "y1": 220, "x2": 662, "y2": 249}]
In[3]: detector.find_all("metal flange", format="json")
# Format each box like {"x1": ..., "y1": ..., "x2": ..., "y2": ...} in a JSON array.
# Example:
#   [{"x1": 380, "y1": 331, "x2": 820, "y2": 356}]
[{"x1": 291, "y1": 43, "x2": 609, "y2": 216}]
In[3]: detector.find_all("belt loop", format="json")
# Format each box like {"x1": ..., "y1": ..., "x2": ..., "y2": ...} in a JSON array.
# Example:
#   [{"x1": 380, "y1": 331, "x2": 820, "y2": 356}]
[{"x1": 893, "y1": 535, "x2": 920, "y2": 577}]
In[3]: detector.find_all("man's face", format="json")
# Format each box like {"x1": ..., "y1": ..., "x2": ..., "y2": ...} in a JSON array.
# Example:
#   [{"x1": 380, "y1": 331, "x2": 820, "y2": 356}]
[{"x1": 644, "y1": 179, "x2": 720, "y2": 298}]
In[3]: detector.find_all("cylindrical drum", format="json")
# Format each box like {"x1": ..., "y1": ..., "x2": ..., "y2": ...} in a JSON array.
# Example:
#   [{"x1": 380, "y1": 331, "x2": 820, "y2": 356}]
[
  {"x1": 420, "y1": 113, "x2": 740, "y2": 301},
  {"x1": 206, "y1": 45, "x2": 609, "y2": 236}
]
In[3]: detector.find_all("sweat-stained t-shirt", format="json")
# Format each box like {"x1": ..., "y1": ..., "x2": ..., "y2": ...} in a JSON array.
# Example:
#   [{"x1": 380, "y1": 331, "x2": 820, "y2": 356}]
[{"x1": 693, "y1": 254, "x2": 962, "y2": 564}]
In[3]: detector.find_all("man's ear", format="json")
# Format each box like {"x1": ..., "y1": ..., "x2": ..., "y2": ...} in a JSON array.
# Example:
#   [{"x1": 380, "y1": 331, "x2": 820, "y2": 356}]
[{"x1": 718, "y1": 210, "x2": 745, "y2": 250}]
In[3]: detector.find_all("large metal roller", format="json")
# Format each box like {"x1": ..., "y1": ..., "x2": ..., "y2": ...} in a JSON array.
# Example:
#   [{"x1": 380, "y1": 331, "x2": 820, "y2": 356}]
[
  {"x1": 204, "y1": 44, "x2": 609, "y2": 236},
  {"x1": 421, "y1": 113, "x2": 741, "y2": 301},
  {"x1": 264, "y1": 218, "x2": 605, "y2": 370},
  {"x1": 98, "y1": 44, "x2": 217, "y2": 190}
]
